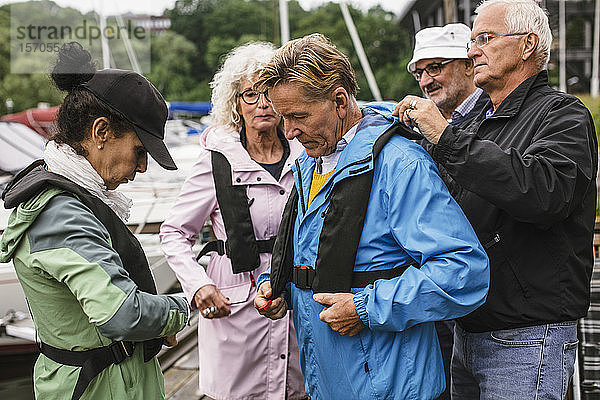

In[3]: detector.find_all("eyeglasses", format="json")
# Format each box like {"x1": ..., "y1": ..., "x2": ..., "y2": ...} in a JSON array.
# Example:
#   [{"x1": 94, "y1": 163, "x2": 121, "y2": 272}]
[
  {"x1": 238, "y1": 89, "x2": 270, "y2": 105},
  {"x1": 467, "y1": 32, "x2": 529, "y2": 51},
  {"x1": 411, "y1": 59, "x2": 456, "y2": 81}
]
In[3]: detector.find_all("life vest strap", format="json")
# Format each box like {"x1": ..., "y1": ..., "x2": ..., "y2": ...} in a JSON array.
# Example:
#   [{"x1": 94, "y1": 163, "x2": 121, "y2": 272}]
[
  {"x1": 291, "y1": 264, "x2": 415, "y2": 291},
  {"x1": 196, "y1": 237, "x2": 277, "y2": 262},
  {"x1": 39, "y1": 340, "x2": 135, "y2": 400}
]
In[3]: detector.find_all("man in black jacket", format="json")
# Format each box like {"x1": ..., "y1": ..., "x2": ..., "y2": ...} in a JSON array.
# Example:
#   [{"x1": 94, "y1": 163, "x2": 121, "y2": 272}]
[
  {"x1": 395, "y1": 0, "x2": 598, "y2": 399},
  {"x1": 407, "y1": 22, "x2": 491, "y2": 400}
]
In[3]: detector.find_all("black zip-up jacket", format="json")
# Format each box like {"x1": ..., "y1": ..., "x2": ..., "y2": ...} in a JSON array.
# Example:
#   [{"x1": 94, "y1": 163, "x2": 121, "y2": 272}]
[{"x1": 431, "y1": 70, "x2": 598, "y2": 333}]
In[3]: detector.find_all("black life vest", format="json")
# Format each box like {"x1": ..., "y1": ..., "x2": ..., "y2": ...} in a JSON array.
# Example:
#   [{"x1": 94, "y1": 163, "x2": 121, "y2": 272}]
[
  {"x1": 270, "y1": 122, "x2": 422, "y2": 297},
  {"x1": 196, "y1": 133, "x2": 290, "y2": 274},
  {"x1": 2, "y1": 160, "x2": 164, "y2": 400}
]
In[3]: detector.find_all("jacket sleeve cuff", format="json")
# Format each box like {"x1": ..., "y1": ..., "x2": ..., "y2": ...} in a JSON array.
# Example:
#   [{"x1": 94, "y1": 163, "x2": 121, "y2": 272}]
[
  {"x1": 256, "y1": 271, "x2": 271, "y2": 289},
  {"x1": 175, "y1": 295, "x2": 191, "y2": 325},
  {"x1": 353, "y1": 290, "x2": 370, "y2": 326},
  {"x1": 432, "y1": 125, "x2": 459, "y2": 165},
  {"x1": 160, "y1": 295, "x2": 191, "y2": 336},
  {"x1": 177, "y1": 296, "x2": 192, "y2": 326}
]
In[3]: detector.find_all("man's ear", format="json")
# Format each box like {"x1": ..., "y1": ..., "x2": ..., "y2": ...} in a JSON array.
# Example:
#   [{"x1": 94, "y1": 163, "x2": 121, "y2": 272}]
[
  {"x1": 522, "y1": 33, "x2": 539, "y2": 62},
  {"x1": 332, "y1": 87, "x2": 349, "y2": 119},
  {"x1": 90, "y1": 117, "x2": 111, "y2": 148},
  {"x1": 464, "y1": 59, "x2": 475, "y2": 77}
]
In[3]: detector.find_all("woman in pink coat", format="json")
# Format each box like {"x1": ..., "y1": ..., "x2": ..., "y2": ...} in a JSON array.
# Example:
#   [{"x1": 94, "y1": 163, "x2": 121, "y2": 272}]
[{"x1": 159, "y1": 42, "x2": 306, "y2": 400}]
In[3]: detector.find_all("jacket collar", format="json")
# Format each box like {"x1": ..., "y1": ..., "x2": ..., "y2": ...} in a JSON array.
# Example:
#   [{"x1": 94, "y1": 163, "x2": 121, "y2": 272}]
[
  {"x1": 491, "y1": 70, "x2": 548, "y2": 119},
  {"x1": 451, "y1": 90, "x2": 491, "y2": 126},
  {"x1": 203, "y1": 124, "x2": 302, "y2": 173},
  {"x1": 294, "y1": 103, "x2": 398, "y2": 178},
  {"x1": 292, "y1": 103, "x2": 398, "y2": 217},
  {"x1": 203, "y1": 125, "x2": 259, "y2": 171}
]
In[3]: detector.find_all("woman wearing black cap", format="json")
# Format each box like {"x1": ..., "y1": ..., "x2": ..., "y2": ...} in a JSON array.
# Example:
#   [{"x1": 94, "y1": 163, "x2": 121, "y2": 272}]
[{"x1": 0, "y1": 42, "x2": 189, "y2": 400}]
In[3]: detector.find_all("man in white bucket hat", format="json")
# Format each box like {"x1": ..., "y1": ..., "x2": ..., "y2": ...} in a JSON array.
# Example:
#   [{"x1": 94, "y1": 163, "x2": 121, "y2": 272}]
[{"x1": 408, "y1": 23, "x2": 489, "y2": 126}]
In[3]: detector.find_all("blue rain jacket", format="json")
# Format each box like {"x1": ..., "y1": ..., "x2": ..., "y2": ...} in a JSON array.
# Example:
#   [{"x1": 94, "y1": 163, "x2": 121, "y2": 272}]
[{"x1": 261, "y1": 103, "x2": 489, "y2": 399}]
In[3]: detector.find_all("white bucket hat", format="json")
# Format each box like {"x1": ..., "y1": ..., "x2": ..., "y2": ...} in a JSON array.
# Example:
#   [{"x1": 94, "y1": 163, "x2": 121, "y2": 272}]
[{"x1": 407, "y1": 23, "x2": 471, "y2": 72}]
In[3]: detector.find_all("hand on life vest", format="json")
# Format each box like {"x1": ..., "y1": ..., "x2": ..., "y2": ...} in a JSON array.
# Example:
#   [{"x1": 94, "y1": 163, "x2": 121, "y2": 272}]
[
  {"x1": 392, "y1": 95, "x2": 448, "y2": 144},
  {"x1": 254, "y1": 281, "x2": 287, "y2": 320},
  {"x1": 194, "y1": 284, "x2": 232, "y2": 319},
  {"x1": 313, "y1": 293, "x2": 365, "y2": 336}
]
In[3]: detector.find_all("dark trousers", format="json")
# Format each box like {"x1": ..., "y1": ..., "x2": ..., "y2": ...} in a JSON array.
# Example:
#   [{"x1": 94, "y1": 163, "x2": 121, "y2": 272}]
[{"x1": 434, "y1": 320, "x2": 454, "y2": 400}]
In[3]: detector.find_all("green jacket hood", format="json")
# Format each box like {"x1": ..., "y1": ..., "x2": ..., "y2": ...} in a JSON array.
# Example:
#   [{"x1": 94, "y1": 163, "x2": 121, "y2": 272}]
[
  {"x1": 0, "y1": 187, "x2": 64, "y2": 262},
  {"x1": 1, "y1": 161, "x2": 79, "y2": 262}
]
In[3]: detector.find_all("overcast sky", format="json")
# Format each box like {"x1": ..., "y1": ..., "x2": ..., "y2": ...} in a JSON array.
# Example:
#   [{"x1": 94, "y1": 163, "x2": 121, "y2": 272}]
[{"x1": 0, "y1": 0, "x2": 413, "y2": 17}]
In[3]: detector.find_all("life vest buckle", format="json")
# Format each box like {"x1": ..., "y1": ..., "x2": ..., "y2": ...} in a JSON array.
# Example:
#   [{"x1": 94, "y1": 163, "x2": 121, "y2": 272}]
[
  {"x1": 293, "y1": 265, "x2": 316, "y2": 289},
  {"x1": 109, "y1": 341, "x2": 135, "y2": 364}
]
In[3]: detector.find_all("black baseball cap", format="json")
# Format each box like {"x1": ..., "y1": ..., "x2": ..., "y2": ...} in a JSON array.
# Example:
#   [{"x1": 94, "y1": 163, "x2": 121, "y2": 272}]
[{"x1": 82, "y1": 69, "x2": 177, "y2": 170}]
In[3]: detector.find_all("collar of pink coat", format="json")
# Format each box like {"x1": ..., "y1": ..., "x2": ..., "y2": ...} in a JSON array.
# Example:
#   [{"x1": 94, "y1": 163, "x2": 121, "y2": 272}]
[{"x1": 201, "y1": 124, "x2": 303, "y2": 172}]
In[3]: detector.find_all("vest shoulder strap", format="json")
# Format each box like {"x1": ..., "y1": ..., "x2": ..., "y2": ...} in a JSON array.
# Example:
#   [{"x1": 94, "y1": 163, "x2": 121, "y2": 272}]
[
  {"x1": 269, "y1": 185, "x2": 298, "y2": 298},
  {"x1": 209, "y1": 151, "x2": 265, "y2": 273}
]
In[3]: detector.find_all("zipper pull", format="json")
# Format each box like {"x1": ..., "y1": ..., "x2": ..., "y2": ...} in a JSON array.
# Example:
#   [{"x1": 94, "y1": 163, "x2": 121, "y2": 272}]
[
  {"x1": 249, "y1": 272, "x2": 256, "y2": 288},
  {"x1": 484, "y1": 233, "x2": 501, "y2": 248}
]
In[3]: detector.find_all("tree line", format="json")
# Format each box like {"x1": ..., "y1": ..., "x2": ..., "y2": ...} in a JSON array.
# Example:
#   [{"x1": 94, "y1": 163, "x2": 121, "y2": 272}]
[{"x1": 0, "y1": 0, "x2": 421, "y2": 115}]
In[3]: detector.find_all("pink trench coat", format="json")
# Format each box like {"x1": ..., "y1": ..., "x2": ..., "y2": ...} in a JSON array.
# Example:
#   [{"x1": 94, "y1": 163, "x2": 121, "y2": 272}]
[{"x1": 160, "y1": 125, "x2": 306, "y2": 400}]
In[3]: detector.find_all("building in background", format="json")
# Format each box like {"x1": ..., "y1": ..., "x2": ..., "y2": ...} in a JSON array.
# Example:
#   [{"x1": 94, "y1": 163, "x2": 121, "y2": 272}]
[
  {"x1": 401, "y1": 0, "x2": 597, "y2": 93},
  {"x1": 126, "y1": 13, "x2": 172, "y2": 35}
]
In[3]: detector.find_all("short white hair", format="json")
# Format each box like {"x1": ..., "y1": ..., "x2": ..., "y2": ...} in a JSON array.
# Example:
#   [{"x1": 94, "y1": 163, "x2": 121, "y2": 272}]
[
  {"x1": 476, "y1": 0, "x2": 552, "y2": 71},
  {"x1": 209, "y1": 42, "x2": 276, "y2": 130}
]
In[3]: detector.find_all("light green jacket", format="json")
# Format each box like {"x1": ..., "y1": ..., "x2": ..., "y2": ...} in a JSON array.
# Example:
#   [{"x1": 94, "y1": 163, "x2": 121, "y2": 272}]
[{"x1": 0, "y1": 188, "x2": 189, "y2": 399}]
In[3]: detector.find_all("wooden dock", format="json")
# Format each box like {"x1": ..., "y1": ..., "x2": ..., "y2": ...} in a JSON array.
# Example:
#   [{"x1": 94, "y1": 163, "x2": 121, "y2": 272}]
[
  {"x1": 159, "y1": 313, "x2": 213, "y2": 400},
  {"x1": 0, "y1": 312, "x2": 211, "y2": 400},
  {"x1": 164, "y1": 348, "x2": 204, "y2": 400}
]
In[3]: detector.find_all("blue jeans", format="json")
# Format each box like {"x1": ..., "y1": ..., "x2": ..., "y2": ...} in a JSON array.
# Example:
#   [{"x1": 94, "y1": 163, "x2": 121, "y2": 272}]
[{"x1": 451, "y1": 321, "x2": 578, "y2": 400}]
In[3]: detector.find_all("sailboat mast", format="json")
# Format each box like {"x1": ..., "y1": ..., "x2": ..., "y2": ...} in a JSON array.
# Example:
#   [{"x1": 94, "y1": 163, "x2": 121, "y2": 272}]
[
  {"x1": 99, "y1": 12, "x2": 111, "y2": 69},
  {"x1": 339, "y1": 2, "x2": 382, "y2": 101},
  {"x1": 115, "y1": 14, "x2": 142, "y2": 74},
  {"x1": 279, "y1": 0, "x2": 290, "y2": 44}
]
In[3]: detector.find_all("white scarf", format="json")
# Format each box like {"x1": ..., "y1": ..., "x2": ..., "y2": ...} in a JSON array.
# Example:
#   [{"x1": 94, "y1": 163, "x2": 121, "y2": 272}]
[{"x1": 43, "y1": 141, "x2": 133, "y2": 222}]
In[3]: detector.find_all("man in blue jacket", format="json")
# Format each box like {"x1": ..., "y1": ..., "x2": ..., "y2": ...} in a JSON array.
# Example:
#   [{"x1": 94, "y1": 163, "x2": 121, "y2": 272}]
[{"x1": 253, "y1": 33, "x2": 489, "y2": 400}]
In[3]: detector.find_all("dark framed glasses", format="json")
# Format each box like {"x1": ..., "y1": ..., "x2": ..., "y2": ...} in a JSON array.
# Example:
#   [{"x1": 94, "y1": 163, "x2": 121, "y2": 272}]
[
  {"x1": 467, "y1": 32, "x2": 529, "y2": 51},
  {"x1": 411, "y1": 59, "x2": 456, "y2": 81},
  {"x1": 238, "y1": 89, "x2": 270, "y2": 105}
]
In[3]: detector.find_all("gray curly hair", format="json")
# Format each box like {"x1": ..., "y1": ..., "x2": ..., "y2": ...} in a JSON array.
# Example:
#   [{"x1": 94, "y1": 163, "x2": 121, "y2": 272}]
[{"x1": 209, "y1": 42, "x2": 277, "y2": 130}]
